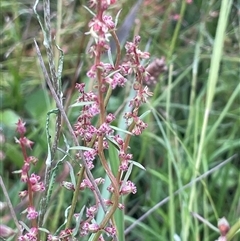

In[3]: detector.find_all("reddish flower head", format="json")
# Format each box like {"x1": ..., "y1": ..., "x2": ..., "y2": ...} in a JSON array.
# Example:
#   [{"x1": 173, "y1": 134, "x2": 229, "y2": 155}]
[{"x1": 16, "y1": 119, "x2": 26, "y2": 135}]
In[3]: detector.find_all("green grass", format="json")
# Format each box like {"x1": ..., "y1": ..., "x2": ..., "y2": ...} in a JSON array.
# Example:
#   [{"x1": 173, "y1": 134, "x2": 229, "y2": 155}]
[{"x1": 1, "y1": 0, "x2": 240, "y2": 240}]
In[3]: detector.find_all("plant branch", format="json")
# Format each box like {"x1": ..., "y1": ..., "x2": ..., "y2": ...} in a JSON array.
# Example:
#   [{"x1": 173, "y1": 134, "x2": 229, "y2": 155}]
[{"x1": 34, "y1": 39, "x2": 107, "y2": 218}]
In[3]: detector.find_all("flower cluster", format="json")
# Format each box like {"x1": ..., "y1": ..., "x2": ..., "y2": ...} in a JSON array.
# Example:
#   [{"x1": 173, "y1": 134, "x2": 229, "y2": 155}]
[
  {"x1": 7, "y1": 0, "x2": 155, "y2": 240},
  {"x1": 15, "y1": 119, "x2": 45, "y2": 240},
  {"x1": 48, "y1": 228, "x2": 73, "y2": 241},
  {"x1": 86, "y1": 0, "x2": 116, "y2": 52},
  {"x1": 16, "y1": 120, "x2": 45, "y2": 199},
  {"x1": 70, "y1": 1, "x2": 154, "y2": 239},
  {"x1": 18, "y1": 227, "x2": 38, "y2": 241},
  {"x1": 107, "y1": 180, "x2": 137, "y2": 195}
]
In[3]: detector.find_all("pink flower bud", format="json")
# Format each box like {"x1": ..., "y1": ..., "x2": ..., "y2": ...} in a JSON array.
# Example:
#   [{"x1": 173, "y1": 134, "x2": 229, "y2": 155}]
[
  {"x1": 20, "y1": 170, "x2": 28, "y2": 182},
  {"x1": 16, "y1": 119, "x2": 26, "y2": 135},
  {"x1": 62, "y1": 181, "x2": 75, "y2": 191},
  {"x1": 32, "y1": 182, "x2": 45, "y2": 192},
  {"x1": 29, "y1": 173, "x2": 40, "y2": 184},
  {"x1": 104, "y1": 225, "x2": 116, "y2": 237},
  {"x1": 26, "y1": 156, "x2": 38, "y2": 164},
  {"x1": 118, "y1": 203, "x2": 125, "y2": 210},
  {"x1": 19, "y1": 190, "x2": 28, "y2": 198},
  {"x1": 120, "y1": 181, "x2": 137, "y2": 195},
  {"x1": 19, "y1": 137, "x2": 34, "y2": 149},
  {"x1": 218, "y1": 217, "x2": 230, "y2": 236},
  {"x1": 27, "y1": 206, "x2": 38, "y2": 220}
]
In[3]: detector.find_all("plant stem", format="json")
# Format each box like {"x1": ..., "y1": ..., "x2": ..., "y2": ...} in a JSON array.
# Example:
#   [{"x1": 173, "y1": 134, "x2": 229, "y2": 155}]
[
  {"x1": 168, "y1": 0, "x2": 187, "y2": 60},
  {"x1": 34, "y1": 39, "x2": 107, "y2": 218}
]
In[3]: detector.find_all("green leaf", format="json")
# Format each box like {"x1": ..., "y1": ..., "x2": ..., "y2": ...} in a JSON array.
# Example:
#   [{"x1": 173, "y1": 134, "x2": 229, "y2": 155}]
[
  {"x1": 139, "y1": 109, "x2": 152, "y2": 119},
  {"x1": 24, "y1": 89, "x2": 49, "y2": 119},
  {"x1": 0, "y1": 109, "x2": 20, "y2": 127},
  {"x1": 110, "y1": 125, "x2": 133, "y2": 135},
  {"x1": 129, "y1": 160, "x2": 146, "y2": 171},
  {"x1": 72, "y1": 206, "x2": 85, "y2": 237},
  {"x1": 69, "y1": 146, "x2": 94, "y2": 151},
  {"x1": 69, "y1": 101, "x2": 94, "y2": 108},
  {"x1": 66, "y1": 161, "x2": 76, "y2": 188}
]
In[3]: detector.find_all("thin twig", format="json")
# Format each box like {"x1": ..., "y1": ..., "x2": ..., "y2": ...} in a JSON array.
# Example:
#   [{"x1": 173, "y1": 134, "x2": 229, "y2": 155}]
[{"x1": 191, "y1": 212, "x2": 219, "y2": 233}]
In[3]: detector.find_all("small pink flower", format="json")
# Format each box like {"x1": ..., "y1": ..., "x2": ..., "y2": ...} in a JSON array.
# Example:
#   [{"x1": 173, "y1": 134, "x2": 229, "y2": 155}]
[
  {"x1": 26, "y1": 156, "x2": 38, "y2": 165},
  {"x1": 134, "y1": 35, "x2": 141, "y2": 44},
  {"x1": 95, "y1": 177, "x2": 105, "y2": 186},
  {"x1": 125, "y1": 41, "x2": 135, "y2": 54},
  {"x1": 105, "y1": 77, "x2": 116, "y2": 89},
  {"x1": 32, "y1": 182, "x2": 45, "y2": 192},
  {"x1": 97, "y1": 123, "x2": 113, "y2": 135},
  {"x1": 47, "y1": 234, "x2": 59, "y2": 241},
  {"x1": 114, "y1": 135, "x2": 124, "y2": 145},
  {"x1": 107, "y1": 184, "x2": 114, "y2": 193},
  {"x1": 83, "y1": 149, "x2": 97, "y2": 162},
  {"x1": 27, "y1": 206, "x2": 38, "y2": 220},
  {"x1": 136, "y1": 49, "x2": 150, "y2": 59},
  {"x1": 104, "y1": 225, "x2": 116, "y2": 237},
  {"x1": 82, "y1": 222, "x2": 89, "y2": 231},
  {"x1": 100, "y1": 0, "x2": 116, "y2": 10},
  {"x1": 26, "y1": 227, "x2": 38, "y2": 238},
  {"x1": 22, "y1": 162, "x2": 30, "y2": 172},
  {"x1": 88, "y1": 103, "x2": 100, "y2": 116},
  {"x1": 104, "y1": 199, "x2": 113, "y2": 206},
  {"x1": 18, "y1": 227, "x2": 38, "y2": 241},
  {"x1": 105, "y1": 113, "x2": 115, "y2": 123},
  {"x1": 75, "y1": 83, "x2": 85, "y2": 93},
  {"x1": 62, "y1": 181, "x2": 75, "y2": 191},
  {"x1": 120, "y1": 63, "x2": 132, "y2": 75},
  {"x1": 98, "y1": 234, "x2": 105, "y2": 241},
  {"x1": 59, "y1": 229, "x2": 72, "y2": 239},
  {"x1": 103, "y1": 15, "x2": 115, "y2": 29},
  {"x1": 89, "y1": 18, "x2": 103, "y2": 32},
  {"x1": 113, "y1": 73, "x2": 127, "y2": 87},
  {"x1": 86, "y1": 205, "x2": 98, "y2": 218},
  {"x1": 118, "y1": 203, "x2": 125, "y2": 210},
  {"x1": 88, "y1": 223, "x2": 100, "y2": 232},
  {"x1": 86, "y1": 160, "x2": 94, "y2": 170},
  {"x1": 120, "y1": 180, "x2": 137, "y2": 195},
  {"x1": 20, "y1": 170, "x2": 28, "y2": 182},
  {"x1": 119, "y1": 159, "x2": 129, "y2": 171},
  {"x1": 82, "y1": 222, "x2": 99, "y2": 233},
  {"x1": 19, "y1": 190, "x2": 28, "y2": 198},
  {"x1": 103, "y1": 140, "x2": 109, "y2": 149},
  {"x1": 172, "y1": 14, "x2": 180, "y2": 21},
  {"x1": 16, "y1": 119, "x2": 26, "y2": 135},
  {"x1": 119, "y1": 151, "x2": 133, "y2": 168},
  {"x1": 100, "y1": 62, "x2": 114, "y2": 73},
  {"x1": 87, "y1": 65, "x2": 97, "y2": 78},
  {"x1": 218, "y1": 217, "x2": 230, "y2": 236},
  {"x1": 19, "y1": 137, "x2": 34, "y2": 149},
  {"x1": 80, "y1": 179, "x2": 93, "y2": 190},
  {"x1": 29, "y1": 173, "x2": 40, "y2": 184}
]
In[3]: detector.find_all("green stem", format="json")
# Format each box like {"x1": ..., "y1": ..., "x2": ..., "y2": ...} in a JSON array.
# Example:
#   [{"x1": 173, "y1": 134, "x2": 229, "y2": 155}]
[
  {"x1": 226, "y1": 219, "x2": 240, "y2": 240},
  {"x1": 65, "y1": 167, "x2": 85, "y2": 229},
  {"x1": 168, "y1": 0, "x2": 187, "y2": 60},
  {"x1": 166, "y1": 64, "x2": 175, "y2": 240},
  {"x1": 185, "y1": 0, "x2": 233, "y2": 239}
]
